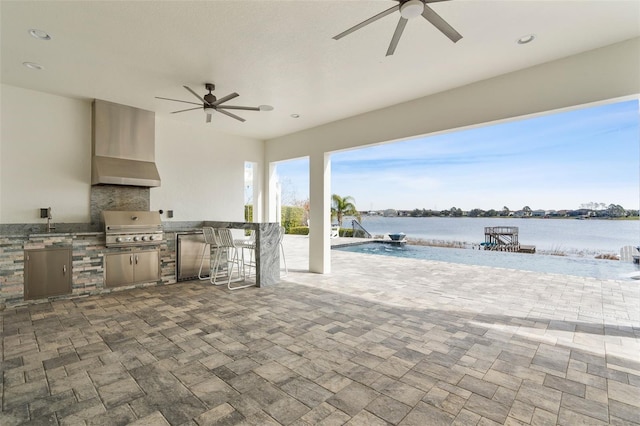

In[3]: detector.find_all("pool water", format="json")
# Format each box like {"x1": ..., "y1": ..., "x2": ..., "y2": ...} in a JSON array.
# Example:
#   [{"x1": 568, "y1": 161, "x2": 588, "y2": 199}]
[{"x1": 334, "y1": 242, "x2": 640, "y2": 280}]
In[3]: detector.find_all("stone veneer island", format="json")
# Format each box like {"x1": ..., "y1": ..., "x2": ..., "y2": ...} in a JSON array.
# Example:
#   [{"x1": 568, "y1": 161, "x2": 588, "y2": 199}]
[{"x1": 0, "y1": 220, "x2": 281, "y2": 308}]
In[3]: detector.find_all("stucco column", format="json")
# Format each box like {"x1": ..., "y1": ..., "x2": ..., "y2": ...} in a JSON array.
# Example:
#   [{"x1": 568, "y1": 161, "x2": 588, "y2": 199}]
[
  {"x1": 308, "y1": 152, "x2": 331, "y2": 273},
  {"x1": 265, "y1": 162, "x2": 279, "y2": 223}
]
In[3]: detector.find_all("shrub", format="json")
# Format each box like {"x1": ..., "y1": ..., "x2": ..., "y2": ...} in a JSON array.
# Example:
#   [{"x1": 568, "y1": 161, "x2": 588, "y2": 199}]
[
  {"x1": 244, "y1": 205, "x2": 253, "y2": 222},
  {"x1": 281, "y1": 206, "x2": 306, "y2": 233},
  {"x1": 340, "y1": 228, "x2": 354, "y2": 237},
  {"x1": 289, "y1": 226, "x2": 309, "y2": 235},
  {"x1": 244, "y1": 205, "x2": 254, "y2": 236}
]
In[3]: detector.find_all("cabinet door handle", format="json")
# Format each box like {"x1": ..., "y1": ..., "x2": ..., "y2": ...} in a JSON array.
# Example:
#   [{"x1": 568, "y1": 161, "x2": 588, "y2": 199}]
[
  {"x1": 130, "y1": 255, "x2": 133, "y2": 265},
  {"x1": 135, "y1": 255, "x2": 139, "y2": 265},
  {"x1": 63, "y1": 264, "x2": 67, "y2": 275}
]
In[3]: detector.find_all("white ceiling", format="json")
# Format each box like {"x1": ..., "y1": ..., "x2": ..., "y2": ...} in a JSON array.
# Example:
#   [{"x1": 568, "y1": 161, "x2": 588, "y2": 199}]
[{"x1": 2, "y1": 1, "x2": 639, "y2": 140}]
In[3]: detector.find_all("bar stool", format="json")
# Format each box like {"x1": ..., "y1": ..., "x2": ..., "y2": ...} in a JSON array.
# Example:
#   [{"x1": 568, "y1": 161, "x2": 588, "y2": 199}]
[
  {"x1": 213, "y1": 228, "x2": 254, "y2": 290},
  {"x1": 235, "y1": 230, "x2": 256, "y2": 279},
  {"x1": 198, "y1": 227, "x2": 218, "y2": 280}
]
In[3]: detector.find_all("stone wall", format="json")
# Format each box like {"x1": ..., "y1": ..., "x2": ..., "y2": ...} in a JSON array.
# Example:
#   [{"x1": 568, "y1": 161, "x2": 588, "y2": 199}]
[
  {"x1": 90, "y1": 185, "x2": 150, "y2": 225},
  {"x1": 0, "y1": 232, "x2": 175, "y2": 308}
]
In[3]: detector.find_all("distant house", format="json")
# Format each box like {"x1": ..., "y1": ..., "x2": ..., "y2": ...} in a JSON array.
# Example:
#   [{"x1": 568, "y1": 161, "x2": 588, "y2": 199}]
[
  {"x1": 567, "y1": 208, "x2": 596, "y2": 218},
  {"x1": 531, "y1": 210, "x2": 546, "y2": 217}
]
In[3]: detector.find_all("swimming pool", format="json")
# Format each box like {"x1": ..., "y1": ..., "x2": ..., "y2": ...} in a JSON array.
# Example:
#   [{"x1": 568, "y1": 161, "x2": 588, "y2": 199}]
[{"x1": 334, "y1": 242, "x2": 639, "y2": 280}]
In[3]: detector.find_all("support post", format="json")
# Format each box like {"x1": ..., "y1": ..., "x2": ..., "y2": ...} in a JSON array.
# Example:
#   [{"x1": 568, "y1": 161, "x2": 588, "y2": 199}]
[{"x1": 308, "y1": 152, "x2": 331, "y2": 273}]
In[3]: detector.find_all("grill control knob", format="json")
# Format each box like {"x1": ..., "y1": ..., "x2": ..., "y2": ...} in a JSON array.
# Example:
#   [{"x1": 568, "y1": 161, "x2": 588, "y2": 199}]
[
  {"x1": 133, "y1": 236, "x2": 140, "y2": 242},
  {"x1": 149, "y1": 235, "x2": 156, "y2": 241},
  {"x1": 142, "y1": 236, "x2": 148, "y2": 241},
  {"x1": 116, "y1": 237, "x2": 123, "y2": 243}
]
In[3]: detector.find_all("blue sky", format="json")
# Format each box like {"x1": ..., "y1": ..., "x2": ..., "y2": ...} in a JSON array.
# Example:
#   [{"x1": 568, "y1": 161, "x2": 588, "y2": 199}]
[{"x1": 275, "y1": 100, "x2": 640, "y2": 211}]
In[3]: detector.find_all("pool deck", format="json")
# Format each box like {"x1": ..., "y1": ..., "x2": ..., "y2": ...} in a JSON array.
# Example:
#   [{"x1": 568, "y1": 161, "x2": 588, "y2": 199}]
[{"x1": 1, "y1": 235, "x2": 638, "y2": 425}]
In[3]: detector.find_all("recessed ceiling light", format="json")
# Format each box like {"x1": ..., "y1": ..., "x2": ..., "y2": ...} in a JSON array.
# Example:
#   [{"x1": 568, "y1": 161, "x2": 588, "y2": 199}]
[
  {"x1": 517, "y1": 34, "x2": 535, "y2": 45},
  {"x1": 290, "y1": 114, "x2": 300, "y2": 118},
  {"x1": 23, "y1": 62, "x2": 44, "y2": 70},
  {"x1": 259, "y1": 105, "x2": 274, "y2": 111},
  {"x1": 28, "y1": 29, "x2": 51, "y2": 40}
]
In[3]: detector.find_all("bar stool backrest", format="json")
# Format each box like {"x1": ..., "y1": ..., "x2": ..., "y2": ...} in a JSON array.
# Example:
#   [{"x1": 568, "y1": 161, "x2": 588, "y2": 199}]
[
  {"x1": 202, "y1": 227, "x2": 218, "y2": 246},
  {"x1": 216, "y1": 228, "x2": 236, "y2": 248}
]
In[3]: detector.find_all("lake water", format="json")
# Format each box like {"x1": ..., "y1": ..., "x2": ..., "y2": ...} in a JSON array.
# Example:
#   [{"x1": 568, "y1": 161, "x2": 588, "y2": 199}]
[{"x1": 353, "y1": 216, "x2": 640, "y2": 255}]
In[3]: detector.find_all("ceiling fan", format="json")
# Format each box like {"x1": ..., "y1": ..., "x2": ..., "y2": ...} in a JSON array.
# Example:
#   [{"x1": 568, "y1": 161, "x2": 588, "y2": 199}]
[
  {"x1": 156, "y1": 83, "x2": 271, "y2": 123},
  {"x1": 333, "y1": 0, "x2": 462, "y2": 56}
]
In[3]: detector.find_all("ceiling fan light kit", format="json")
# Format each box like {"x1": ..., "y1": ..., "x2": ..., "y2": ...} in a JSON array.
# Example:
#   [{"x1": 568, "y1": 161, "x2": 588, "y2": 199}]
[
  {"x1": 400, "y1": 0, "x2": 424, "y2": 19},
  {"x1": 333, "y1": 0, "x2": 462, "y2": 56},
  {"x1": 156, "y1": 83, "x2": 270, "y2": 123}
]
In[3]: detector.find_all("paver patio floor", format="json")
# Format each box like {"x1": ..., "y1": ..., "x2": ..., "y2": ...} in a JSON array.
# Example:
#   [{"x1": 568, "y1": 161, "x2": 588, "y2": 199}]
[{"x1": 1, "y1": 235, "x2": 638, "y2": 425}]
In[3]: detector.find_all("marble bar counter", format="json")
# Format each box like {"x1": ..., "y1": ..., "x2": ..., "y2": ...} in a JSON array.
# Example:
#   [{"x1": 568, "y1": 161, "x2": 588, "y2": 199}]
[{"x1": 189, "y1": 221, "x2": 280, "y2": 288}]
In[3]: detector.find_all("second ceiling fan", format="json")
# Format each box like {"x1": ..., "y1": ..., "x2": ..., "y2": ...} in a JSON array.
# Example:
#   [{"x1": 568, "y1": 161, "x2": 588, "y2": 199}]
[{"x1": 333, "y1": 0, "x2": 462, "y2": 56}]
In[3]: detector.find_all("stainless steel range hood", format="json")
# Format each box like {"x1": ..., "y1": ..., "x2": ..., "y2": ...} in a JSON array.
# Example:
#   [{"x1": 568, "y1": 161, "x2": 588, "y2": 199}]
[{"x1": 91, "y1": 99, "x2": 161, "y2": 187}]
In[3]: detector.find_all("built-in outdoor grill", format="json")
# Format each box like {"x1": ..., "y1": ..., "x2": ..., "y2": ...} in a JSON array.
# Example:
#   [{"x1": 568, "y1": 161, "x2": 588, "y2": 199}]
[{"x1": 103, "y1": 210, "x2": 163, "y2": 248}]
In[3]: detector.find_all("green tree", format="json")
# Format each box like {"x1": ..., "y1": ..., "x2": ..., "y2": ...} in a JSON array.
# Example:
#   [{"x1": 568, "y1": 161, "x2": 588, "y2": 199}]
[
  {"x1": 522, "y1": 206, "x2": 532, "y2": 216},
  {"x1": 331, "y1": 194, "x2": 360, "y2": 226},
  {"x1": 607, "y1": 204, "x2": 626, "y2": 217},
  {"x1": 502, "y1": 206, "x2": 510, "y2": 216},
  {"x1": 450, "y1": 207, "x2": 463, "y2": 217}
]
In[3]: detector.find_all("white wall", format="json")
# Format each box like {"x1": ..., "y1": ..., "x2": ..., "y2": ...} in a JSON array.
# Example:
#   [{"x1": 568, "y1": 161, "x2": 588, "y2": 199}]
[
  {"x1": 152, "y1": 117, "x2": 263, "y2": 222},
  {"x1": 0, "y1": 84, "x2": 264, "y2": 224},
  {"x1": 0, "y1": 85, "x2": 92, "y2": 223}
]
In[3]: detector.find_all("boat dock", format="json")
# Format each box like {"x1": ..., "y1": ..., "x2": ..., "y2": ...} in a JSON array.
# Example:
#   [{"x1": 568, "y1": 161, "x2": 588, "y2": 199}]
[{"x1": 482, "y1": 226, "x2": 536, "y2": 253}]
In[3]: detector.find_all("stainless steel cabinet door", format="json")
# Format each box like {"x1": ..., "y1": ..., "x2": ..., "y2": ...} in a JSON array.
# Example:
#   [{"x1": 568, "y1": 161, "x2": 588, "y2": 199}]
[
  {"x1": 133, "y1": 250, "x2": 160, "y2": 283},
  {"x1": 24, "y1": 248, "x2": 72, "y2": 300},
  {"x1": 105, "y1": 252, "x2": 135, "y2": 288},
  {"x1": 177, "y1": 233, "x2": 209, "y2": 280}
]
